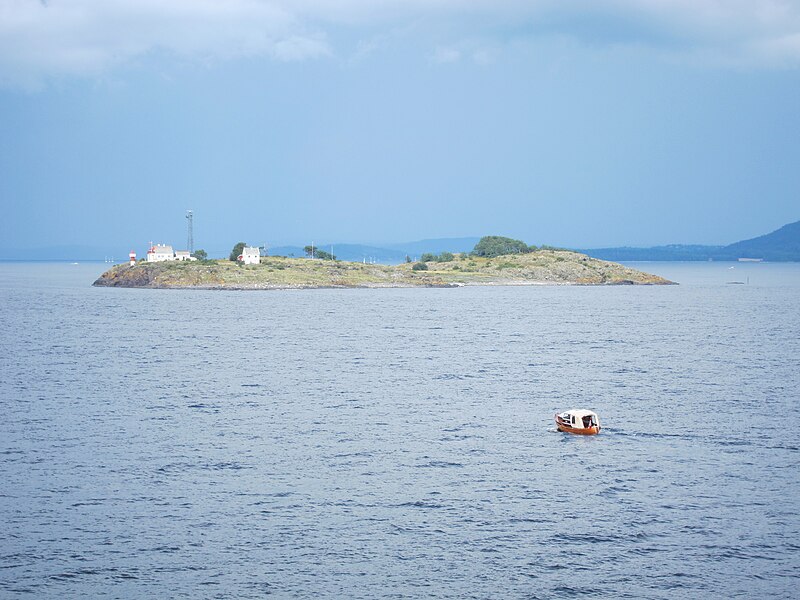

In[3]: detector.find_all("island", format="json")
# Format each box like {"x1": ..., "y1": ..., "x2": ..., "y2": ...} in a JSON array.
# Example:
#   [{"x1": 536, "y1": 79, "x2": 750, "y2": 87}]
[{"x1": 93, "y1": 248, "x2": 674, "y2": 289}]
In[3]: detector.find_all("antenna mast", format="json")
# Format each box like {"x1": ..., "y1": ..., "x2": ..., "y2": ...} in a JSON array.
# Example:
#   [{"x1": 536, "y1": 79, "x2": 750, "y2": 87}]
[{"x1": 186, "y1": 210, "x2": 194, "y2": 254}]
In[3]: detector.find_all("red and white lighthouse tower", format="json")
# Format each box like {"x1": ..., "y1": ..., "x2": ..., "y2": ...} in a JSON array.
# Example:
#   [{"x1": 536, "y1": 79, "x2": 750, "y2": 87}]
[{"x1": 129, "y1": 251, "x2": 136, "y2": 266}]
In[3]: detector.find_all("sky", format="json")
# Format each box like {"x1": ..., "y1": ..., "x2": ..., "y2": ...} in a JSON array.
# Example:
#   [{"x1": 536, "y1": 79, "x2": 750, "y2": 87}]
[{"x1": 1, "y1": 0, "x2": 799, "y2": 257}]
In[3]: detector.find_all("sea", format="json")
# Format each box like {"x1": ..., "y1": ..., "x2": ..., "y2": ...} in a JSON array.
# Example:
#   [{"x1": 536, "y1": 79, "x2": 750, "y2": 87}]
[{"x1": 1, "y1": 261, "x2": 798, "y2": 599}]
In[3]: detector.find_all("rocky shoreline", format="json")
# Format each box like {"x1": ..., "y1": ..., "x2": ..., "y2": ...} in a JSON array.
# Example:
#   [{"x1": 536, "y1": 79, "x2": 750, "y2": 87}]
[{"x1": 93, "y1": 250, "x2": 675, "y2": 289}]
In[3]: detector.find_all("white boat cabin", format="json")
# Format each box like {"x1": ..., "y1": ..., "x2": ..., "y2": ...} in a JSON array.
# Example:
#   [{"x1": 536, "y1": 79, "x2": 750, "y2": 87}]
[{"x1": 556, "y1": 409, "x2": 600, "y2": 431}]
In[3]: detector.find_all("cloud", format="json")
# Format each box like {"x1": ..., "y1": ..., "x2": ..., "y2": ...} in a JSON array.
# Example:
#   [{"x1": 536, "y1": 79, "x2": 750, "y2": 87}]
[
  {"x1": 1, "y1": 0, "x2": 799, "y2": 88},
  {"x1": 433, "y1": 46, "x2": 461, "y2": 64},
  {"x1": 751, "y1": 32, "x2": 800, "y2": 66},
  {"x1": 472, "y1": 49, "x2": 492, "y2": 66},
  {"x1": 0, "y1": 0, "x2": 329, "y2": 88}
]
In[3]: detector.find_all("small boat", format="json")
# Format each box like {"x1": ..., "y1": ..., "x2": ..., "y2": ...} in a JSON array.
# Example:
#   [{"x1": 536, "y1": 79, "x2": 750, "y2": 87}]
[{"x1": 555, "y1": 409, "x2": 601, "y2": 435}]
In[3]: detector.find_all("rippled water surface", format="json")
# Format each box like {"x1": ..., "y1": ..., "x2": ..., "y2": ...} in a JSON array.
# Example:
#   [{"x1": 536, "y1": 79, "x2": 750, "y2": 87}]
[{"x1": 1, "y1": 261, "x2": 799, "y2": 598}]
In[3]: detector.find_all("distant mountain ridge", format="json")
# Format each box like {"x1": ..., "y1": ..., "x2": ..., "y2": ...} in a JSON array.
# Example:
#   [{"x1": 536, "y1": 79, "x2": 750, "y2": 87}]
[
  {"x1": 722, "y1": 220, "x2": 800, "y2": 261},
  {"x1": 0, "y1": 238, "x2": 481, "y2": 263},
  {"x1": 268, "y1": 244, "x2": 408, "y2": 264},
  {"x1": 3, "y1": 223, "x2": 798, "y2": 262},
  {"x1": 268, "y1": 237, "x2": 481, "y2": 264},
  {"x1": 581, "y1": 220, "x2": 800, "y2": 262}
]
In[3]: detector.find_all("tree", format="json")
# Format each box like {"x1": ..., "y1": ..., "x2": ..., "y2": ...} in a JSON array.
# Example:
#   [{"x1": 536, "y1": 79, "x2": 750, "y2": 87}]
[
  {"x1": 420, "y1": 252, "x2": 436, "y2": 262},
  {"x1": 229, "y1": 242, "x2": 246, "y2": 261},
  {"x1": 304, "y1": 245, "x2": 336, "y2": 260},
  {"x1": 437, "y1": 251, "x2": 455, "y2": 262},
  {"x1": 191, "y1": 249, "x2": 208, "y2": 260},
  {"x1": 471, "y1": 236, "x2": 531, "y2": 258},
  {"x1": 405, "y1": 255, "x2": 412, "y2": 263}
]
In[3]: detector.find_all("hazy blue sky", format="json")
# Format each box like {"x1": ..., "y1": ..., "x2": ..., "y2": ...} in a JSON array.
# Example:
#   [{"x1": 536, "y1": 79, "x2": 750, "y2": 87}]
[{"x1": 1, "y1": 1, "x2": 799, "y2": 256}]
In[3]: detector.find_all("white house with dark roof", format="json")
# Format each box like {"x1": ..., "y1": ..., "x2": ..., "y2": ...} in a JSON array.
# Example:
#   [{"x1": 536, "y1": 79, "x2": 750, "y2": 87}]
[{"x1": 174, "y1": 251, "x2": 196, "y2": 261}]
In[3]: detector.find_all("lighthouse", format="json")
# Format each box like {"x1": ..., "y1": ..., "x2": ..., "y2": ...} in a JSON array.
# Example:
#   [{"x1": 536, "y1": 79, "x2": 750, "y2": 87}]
[{"x1": 129, "y1": 251, "x2": 136, "y2": 266}]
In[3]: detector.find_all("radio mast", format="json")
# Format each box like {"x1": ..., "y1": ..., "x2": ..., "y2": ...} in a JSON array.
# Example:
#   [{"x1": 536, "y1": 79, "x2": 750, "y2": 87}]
[{"x1": 186, "y1": 210, "x2": 194, "y2": 254}]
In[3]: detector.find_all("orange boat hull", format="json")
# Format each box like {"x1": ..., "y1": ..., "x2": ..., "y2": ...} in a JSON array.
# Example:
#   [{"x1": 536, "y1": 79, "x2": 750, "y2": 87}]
[{"x1": 555, "y1": 417, "x2": 600, "y2": 435}]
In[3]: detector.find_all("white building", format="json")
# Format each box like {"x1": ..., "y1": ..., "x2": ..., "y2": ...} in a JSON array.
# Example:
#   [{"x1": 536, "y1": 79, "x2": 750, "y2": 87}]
[
  {"x1": 239, "y1": 246, "x2": 260, "y2": 265},
  {"x1": 146, "y1": 244, "x2": 175, "y2": 262},
  {"x1": 175, "y1": 251, "x2": 196, "y2": 261}
]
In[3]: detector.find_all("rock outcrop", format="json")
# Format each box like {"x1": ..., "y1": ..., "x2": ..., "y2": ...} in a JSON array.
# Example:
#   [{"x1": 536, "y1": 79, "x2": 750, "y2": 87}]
[{"x1": 94, "y1": 251, "x2": 675, "y2": 289}]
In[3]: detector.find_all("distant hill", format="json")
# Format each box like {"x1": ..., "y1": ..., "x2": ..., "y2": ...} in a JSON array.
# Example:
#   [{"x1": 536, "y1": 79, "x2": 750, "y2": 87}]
[
  {"x1": 0, "y1": 237, "x2": 480, "y2": 263},
  {"x1": 8, "y1": 223, "x2": 798, "y2": 263},
  {"x1": 580, "y1": 244, "x2": 721, "y2": 262},
  {"x1": 717, "y1": 220, "x2": 800, "y2": 261},
  {"x1": 269, "y1": 237, "x2": 481, "y2": 264},
  {"x1": 269, "y1": 244, "x2": 409, "y2": 263},
  {"x1": 582, "y1": 220, "x2": 800, "y2": 262},
  {"x1": 382, "y1": 237, "x2": 481, "y2": 256}
]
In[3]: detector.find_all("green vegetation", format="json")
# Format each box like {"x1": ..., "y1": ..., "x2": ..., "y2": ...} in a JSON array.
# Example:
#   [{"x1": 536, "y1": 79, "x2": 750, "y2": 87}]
[
  {"x1": 95, "y1": 248, "x2": 674, "y2": 289},
  {"x1": 304, "y1": 246, "x2": 337, "y2": 260},
  {"x1": 191, "y1": 249, "x2": 208, "y2": 260},
  {"x1": 420, "y1": 251, "x2": 455, "y2": 262},
  {"x1": 229, "y1": 242, "x2": 246, "y2": 262},
  {"x1": 471, "y1": 236, "x2": 534, "y2": 257}
]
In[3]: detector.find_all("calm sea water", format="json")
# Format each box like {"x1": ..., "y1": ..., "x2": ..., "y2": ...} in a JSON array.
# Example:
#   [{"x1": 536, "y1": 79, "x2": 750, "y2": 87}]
[{"x1": 1, "y1": 261, "x2": 799, "y2": 599}]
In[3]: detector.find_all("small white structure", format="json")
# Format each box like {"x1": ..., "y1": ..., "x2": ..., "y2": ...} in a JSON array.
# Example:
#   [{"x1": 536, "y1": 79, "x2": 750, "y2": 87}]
[
  {"x1": 175, "y1": 251, "x2": 196, "y2": 261},
  {"x1": 239, "y1": 246, "x2": 260, "y2": 265},
  {"x1": 147, "y1": 244, "x2": 174, "y2": 262},
  {"x1": 129, "y1": 251, "x2": 136, "y2": 266},
  {"x1": 555, "y1": 409, "x2": 601, "y2": 435}
]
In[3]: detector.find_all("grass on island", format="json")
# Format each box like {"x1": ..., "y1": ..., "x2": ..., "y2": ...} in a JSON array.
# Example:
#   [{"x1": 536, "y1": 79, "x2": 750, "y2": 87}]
[{"x1": 97, "y1": 249, "x2": 672, "y2": 288}]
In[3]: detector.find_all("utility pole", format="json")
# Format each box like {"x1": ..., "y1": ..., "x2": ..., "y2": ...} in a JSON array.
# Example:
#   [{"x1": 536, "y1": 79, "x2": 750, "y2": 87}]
[{"x1": 186, "y1": 210, "x2": 194, "y2": 254}]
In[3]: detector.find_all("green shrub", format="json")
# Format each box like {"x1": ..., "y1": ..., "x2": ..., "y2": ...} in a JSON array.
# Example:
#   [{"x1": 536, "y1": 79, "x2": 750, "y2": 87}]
[
  {"x1": 471, "y1": 236, "x2": 531, "y2": 258},
  {"x1": 229, "y1": 242, "x2": 246, "y2": 261},
  {"x1": 412, "y1": 262, "x2": 428, "y2": 271},
  {"x1": 304, "y1": 246, "x2": 336, "y2": 260},
  {"x1": 420, "y1": 253, "x2": 436, "y2": 262}
]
